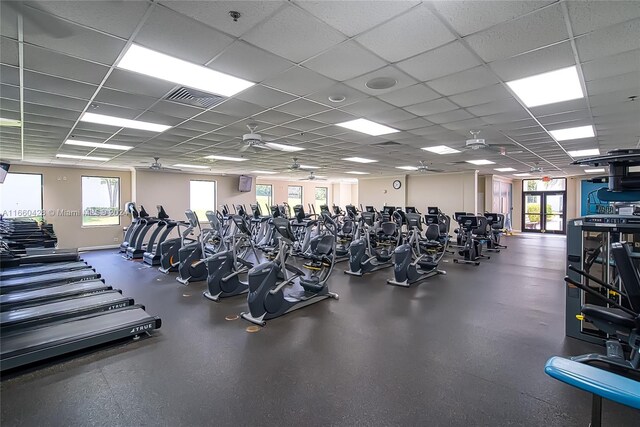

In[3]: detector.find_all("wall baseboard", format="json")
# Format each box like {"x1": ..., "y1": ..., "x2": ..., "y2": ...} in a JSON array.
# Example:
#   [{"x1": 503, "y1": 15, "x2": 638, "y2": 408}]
[{"x1": 78, "y1": 244, "x2": 119, "y2": 251}]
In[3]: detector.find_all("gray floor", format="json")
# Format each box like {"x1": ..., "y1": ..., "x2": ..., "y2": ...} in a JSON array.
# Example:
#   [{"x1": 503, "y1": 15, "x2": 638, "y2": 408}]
[{"x1": 2, "y1": 234, "x2": 639, "y2": 426}]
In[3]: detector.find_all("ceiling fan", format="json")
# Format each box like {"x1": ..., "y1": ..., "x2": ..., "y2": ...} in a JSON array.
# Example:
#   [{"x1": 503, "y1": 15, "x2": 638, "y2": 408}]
[
  {"x1": 415, "y1": 160, "x2": 444, "y2": 173},
  {"x1": 300, "y1": 171, "x2": 327, "y2": 181},
  {"x1": 462, "y1": 130, "x2": 523, "y2": 155},
  {"x1": 284, "y1": 157, "x2": 320, "y2": 172},
  {"x1": 239, "y1": 123, "x2": 301, "y2": 153},
  {"x1": 143, "y1": 157, "x2": 182, "y2": 172}
]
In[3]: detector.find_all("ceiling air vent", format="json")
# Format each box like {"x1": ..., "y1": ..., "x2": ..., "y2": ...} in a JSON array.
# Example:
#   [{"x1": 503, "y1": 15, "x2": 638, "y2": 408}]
[
  {"x1": 166, "y1": 87, "x2": 226, "y2": 109},
  {"x1": 372, "y1": 141, "x2": 401, "y2": 147}
]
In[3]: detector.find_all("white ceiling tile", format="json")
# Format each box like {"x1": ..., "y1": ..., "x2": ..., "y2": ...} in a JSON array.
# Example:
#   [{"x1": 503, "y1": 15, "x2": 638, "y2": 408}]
[
  {"x1": 396, "y1": 41, "x2": 481, "y2": 82},
  {"x1": 369, "y1": 108, "x2": 415, "y2": 125},
  {"x1": 23, "y1": 44, "x2": 109, "y2": 85},
  {"x1": 427, "y1": 66, "x2": 500, "y2": 96},
  {"x1": 384, "y1": 117, "x2": 431, "y2": 131},
  {"x1": 589, "y1": 89, "x2": 637, "y2": 108},
  {"x1": 23, "y1": 89, "x2": 87, "y2": 111},
  {"x1": 0, "y1": 2, "x2": 19, "y2": 39},
  {"x1": 465, "y1": 3, "x2": 568, "y2": 62},
  {"x1": 431, "y1": 1, "x2": 555, "y2": 37},
  {"x1": 28, "y1": 0, "x2": 151, "y2": 39},
  {"x1": 441, "y1": 117, "x2": 486, "y2": 131},
  {"x1": 161, "y1": 1, "x2": 285, "y2": 38},
  {"x1": 136, "y1": 6, "x2": 234, "y2": 64},
  {"x1": 253, "y1": 109, "x2": 300, "y2": 125},
  {"x1": 448, "y1": 84, "x2": 513, "y2": 108},
  {"x1": 303, "y1": 41, "x2": 386, "y2": 81},
  {"x1": 94, "y1": 88, "x2": 159, "y2": 111},
  {"x1": 196, "y1": 110, "x2": 238, "y2": 126},
  {"x1": 481, "y1": 110, "x2": 532, "y2": 125},
  {"x1": 297, "y1": 1, "x2": 419, "y2": 37},
  {"x1": 568, "y1": 1, "x2": 640, "y2": 36},
  {"x1": 285, "y1": 118, "x2": 325, "y2": 132},
  {"x1": 307, "y1": 109, "x2": 358, "y2": 125},
  {"x1": 587, "y1": 72, "x2": 640, "y2": 97},
  {"x1": 207, "y1": 41, "x2": 293, "y2": 83},
  {"x1": 22, "y1": 7, "x2": 126, "y2": 65},
  {"x1": 582, "y1": 49, "x2": 640, "y2": 81},
  {"x1": 263, "y1": 66, "x2": 336, "y2": 97},
  {"x1": 575, "y1": 19, "x2": 640, "y2": 62},
  {"x1": 212, "y1": 99, "x2": 265, "y2": 118},
  {"x1": 304, "y1": 82, "x2": 369, "y2": 107},
  {"x1": 275, "y1": 99, "x2": 330, "y2": 117},
  {"x1": 467, "y1": 99, "x2": 523, "y2": 117},
  {"x1": 104, "y1": 69, "x2": 176, "y2": 99},
  {"x1": 489, "y1": 41, "x2": 576, "y2": 81},
  {"x1": 529, "y1": 98, "x2": 589, "y2": 116},
  {"x1": 409, "y1": 125, "x2": 449, "y2": 137},
  {"x1": 404, "y1": 98, "x2": 457, "y2": 116},
  {"x1": 23, "y1": 70, "x2": 97, "y2": 99},
  {"x1": 235, "y1": 84, "x2": 297, "y2": 109},
  {"x1": 356, "y1": 4, "x2": 454, "y2": 62},
  {"x1": 243, "y1": 5, "x2": 346, "y2": 63},
  {"x1": 537, "y1": 110, "x2": 592, "y2": 127},
  {"x1": 0, "y1": 38, "x2": 18, "y2": 66},
  {"x1": 425, "y1": 109, "x2": 474, "y2": 125},
  {"x1": 340, "y1": 98, "x2": 395, "y2": 116},
  {"x1": 378, "y1": 84, "x2": 440, "y2": 108},
  {"x1": 344, "y1": 65, "x2": 417, "y2": 96},
  {"x1": 150, "y1": 100, "x2": 202, "y2": 119}
]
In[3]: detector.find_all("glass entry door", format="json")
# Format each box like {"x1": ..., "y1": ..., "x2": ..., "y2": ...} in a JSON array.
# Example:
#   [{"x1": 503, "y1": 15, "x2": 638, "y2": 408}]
[{"x1": 523, "y1": 191, "x2": 566, "y2": 234}]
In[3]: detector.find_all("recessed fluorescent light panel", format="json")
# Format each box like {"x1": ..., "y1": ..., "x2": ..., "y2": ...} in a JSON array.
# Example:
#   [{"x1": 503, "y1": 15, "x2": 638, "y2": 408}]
[
  {"x1": 342, "y1": 157, "x2": 378, "y2": 163},
  {"x1": 56, "y1": 154, "x2": 109, "y2": 161},
  {"x1": 346, "y1": 171, "x2": 370, "y2": 175},
  {"x1": 494, "y1": 167, "x2": 517, "y2": 172},
  {"x1": 513, "y1": 173, "x2": 531, "y2": 177},
  {"x1": 567, "y1": 149, "x2": 600, "y2": 157},
  {"x1": 266, "y1": 143, "x2": 305, "y2": 152},
  {"x1": 396, "y1": 166, "x2": 418, "y2": 171},
  {"x1": 205, "y1": 155, "x2": 248, "y2": 162},
  {"x1": 64, "y1": 140, "x2": 132, "y2": 151},
  {"x1": 336, "y1": 119, "x2": 399, "y2": 136},
  {"x1": 549, "y1": 125, "x2": 595, "y2": 141},
  {"x1": 81, "y1": 112, "x2": 170, "y2": 132},
  {"x1": 466, "y1": 159, "x2": 495, "y2": 165},
  {"x1": 299, "y1": 164, "x2": 320, "y2": 169},
  {"x1": 506, "y1": 66, "x2": 584, "y2": 108},
  {"x1": 421, "y1": 145, "x2": 461, "y2": 155},
  {"x1": 117, "y1": 44, "x2": 254, "y2": 97},
  {"x1": 174, "y1": 164, "x2": 208, "y2": 169},
  {"x1": 0, "y1": 117, "x2": 21, "y2": 127},
  {"x1": 251, "y1": 170, "x2": 277, "y2": 174},
  {"x1": 585, "y1": 168, "x2": 605, "y2": 173}
]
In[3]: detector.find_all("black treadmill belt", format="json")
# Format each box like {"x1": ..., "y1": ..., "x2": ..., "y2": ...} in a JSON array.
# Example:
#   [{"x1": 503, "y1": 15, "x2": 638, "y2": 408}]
[
  {"x1": 0, "y1": 280, "x2": 111, "y2": 311},
  {"x1": 1, "y1": 291, "x2": 133, "y2": 330},
  {"x1": 6, "y1": 251, "x2": 80, "y2": 265},
  {"x1": 1, "y1": 306, "x2": 161, "y2": 371},
  {"x1": 0, "y1": 269, "x2": 100, "y2": 293},
  {"x1": 0, "y1": 261, "x2": 89, "y2": 280}
]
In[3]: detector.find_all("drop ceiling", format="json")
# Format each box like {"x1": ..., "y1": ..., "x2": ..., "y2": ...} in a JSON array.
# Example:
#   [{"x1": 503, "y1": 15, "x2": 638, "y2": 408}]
[{"x1": 0, "y1": 0, "x2": 639, "y2": 179}]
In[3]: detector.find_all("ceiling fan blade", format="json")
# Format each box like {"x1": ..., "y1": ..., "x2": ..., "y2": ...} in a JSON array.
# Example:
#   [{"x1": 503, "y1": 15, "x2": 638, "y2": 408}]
[{"x1": 239, "y1": 144, "x2": 250, "y2": 152}]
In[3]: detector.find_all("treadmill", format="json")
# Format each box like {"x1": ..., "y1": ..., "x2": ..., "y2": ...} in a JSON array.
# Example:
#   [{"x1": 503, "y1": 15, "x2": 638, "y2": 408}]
[
  {"x1": 1, "y1": 291, "x2": 133, "y2": 331},
  {"x1": 0, "y1": 269, "x2": 101, "y2": 294},
  {"x1": 0, "y1": 261, "x2": 90, "y2": 280},
  {"x1": 0, "y1": 279, "x2": 111, "y2": 312},
  {"x1": 1, "y1": 305, "x2": 162, "y2": 371}
]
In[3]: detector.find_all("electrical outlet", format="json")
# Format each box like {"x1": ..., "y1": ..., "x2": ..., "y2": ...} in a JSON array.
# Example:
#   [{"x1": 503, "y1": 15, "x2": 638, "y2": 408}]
[{"x1": 113, "y1": 237, "x2": 119, "y2": 242}]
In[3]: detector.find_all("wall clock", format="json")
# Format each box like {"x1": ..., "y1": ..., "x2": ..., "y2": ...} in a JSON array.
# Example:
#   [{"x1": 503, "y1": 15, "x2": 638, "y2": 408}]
[{"x1": 392, "y1": 180, "x2": 402, "y2": 190}]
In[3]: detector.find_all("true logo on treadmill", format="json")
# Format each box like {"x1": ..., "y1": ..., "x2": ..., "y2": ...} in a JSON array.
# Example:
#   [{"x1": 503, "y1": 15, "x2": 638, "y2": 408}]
[
  {"x1": 130, "y1": 323, "x2": 154, "y2": 334},
  {"x1": 108, "y1": 303, "x2": 128, "y2": 310}
]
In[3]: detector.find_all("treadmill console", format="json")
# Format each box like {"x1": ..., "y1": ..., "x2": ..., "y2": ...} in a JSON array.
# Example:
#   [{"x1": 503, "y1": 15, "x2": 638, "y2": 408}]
[
  {"x1": 428, "y1": 207, "x2": 439, "y2": 215},
  {"x1": 405, "y1": 206, "x2": 417, "y2": 214}
]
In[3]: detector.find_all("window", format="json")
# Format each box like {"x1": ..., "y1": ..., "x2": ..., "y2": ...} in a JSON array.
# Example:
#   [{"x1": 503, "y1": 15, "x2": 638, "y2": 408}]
[
  {"x1": 315, "y1": 187, "x2": 328, "y2": 214},
  {"x1": 82, "y1": 176, "x2": 120, "y2": 226},
  {"x1": 190, "y1": 180, "x2": 216, "y2": 222},
  {"x1": 256, "y1": 184, "x2": 272, "y2": 211},
  {"x1": 0, "y1": 173, "x2": 43, "y2": 218},
  {"x1": 522, "y1": 178, "x2": 566, "y2": 191},
  {"x1": 288, "y1": 185, "x2": 303, "y2": 209}
]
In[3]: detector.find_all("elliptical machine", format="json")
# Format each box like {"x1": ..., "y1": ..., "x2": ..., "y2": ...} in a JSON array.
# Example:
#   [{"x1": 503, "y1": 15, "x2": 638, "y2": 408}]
[
  {"x1": 240, "y1": 215, "x2": 339, "y2": 326},
  {"x1": 388, "y1": 213, "x2": 447, "y2": 287},
  {"x1": 453, "y1": 215, "x2": 489, "y2": 266},
  {"x1": 203, "y1": 214, "x2": 258, "y2": 302},
  {"x1": 484, "y1": 212, "x2": 507, "y2": 251},
  {"x1": 344, "y1": 208, "x2": 399, "y2": 276},
  {"x1": 176, "y1": 210, "x2": 220, "y2": 285}
]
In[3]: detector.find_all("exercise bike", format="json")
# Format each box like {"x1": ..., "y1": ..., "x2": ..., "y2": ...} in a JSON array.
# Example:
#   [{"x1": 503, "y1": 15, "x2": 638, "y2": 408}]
[
  {"x1": 453, "y1": 215, "x2": 489, "y2": 266},
  {"x1": 240, "y1": 214, "x2": 338, "y2": 326},
  {"x1": 203, "y1": 214, "x2": 259, "y2": 302},
  {"x1": 484, "y1": 212, "x2": 507, "y2": 252},
  {"x1": 176, "y1": 210, "x2": 222, "y2": 285},
  {"x1": 388, "y1": 213, "x2": 447, "y2": 287},
  {"x1": 344, "y1": 209, "x2": 399, "y2": 276}
]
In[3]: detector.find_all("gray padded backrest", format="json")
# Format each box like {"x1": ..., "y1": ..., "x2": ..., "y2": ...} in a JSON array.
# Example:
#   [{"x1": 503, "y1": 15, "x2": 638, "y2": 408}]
[{"x1": 425, "y1": 224, "x2": 440, "y2": 241}]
